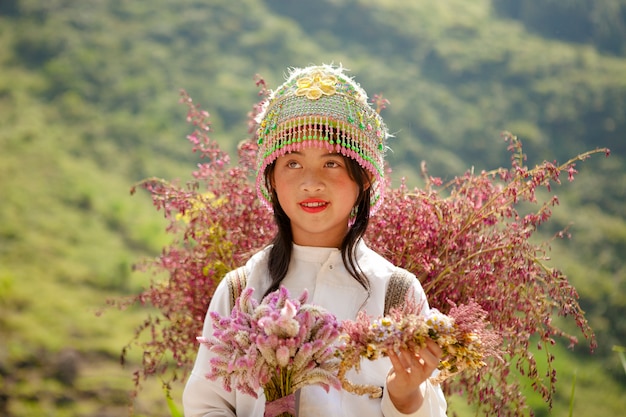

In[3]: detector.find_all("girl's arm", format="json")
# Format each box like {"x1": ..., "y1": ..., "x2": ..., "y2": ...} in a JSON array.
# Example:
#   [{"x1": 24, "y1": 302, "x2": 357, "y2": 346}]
[
  {"x1": 381, "y1": 280, "x2": 447, "y2": 417},
  {"x1": 182, "y1": 278, "x2": 238, "y2": 417}
]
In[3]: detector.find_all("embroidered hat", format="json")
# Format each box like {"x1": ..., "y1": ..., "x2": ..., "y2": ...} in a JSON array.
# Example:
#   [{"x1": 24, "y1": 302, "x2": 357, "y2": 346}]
[{"x1": 255, "y1": 64, "x2": 389, "y2": 214}]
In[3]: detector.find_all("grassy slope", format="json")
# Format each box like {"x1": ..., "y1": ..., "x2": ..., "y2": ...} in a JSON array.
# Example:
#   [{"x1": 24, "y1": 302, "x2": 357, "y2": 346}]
[{"x1": 0, "y1": 66, "x2": 166, "y2": 416}]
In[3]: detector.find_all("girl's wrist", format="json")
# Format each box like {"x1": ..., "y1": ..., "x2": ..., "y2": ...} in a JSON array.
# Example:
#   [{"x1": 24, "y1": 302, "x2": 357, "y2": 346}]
[{"x1": 388, "y1": 385, "x2": 424, "y2": 414}]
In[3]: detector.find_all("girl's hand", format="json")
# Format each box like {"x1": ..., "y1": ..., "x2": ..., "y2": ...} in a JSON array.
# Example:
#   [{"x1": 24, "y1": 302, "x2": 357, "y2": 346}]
[{"x1": 386, "y1": 339, "x2": 442, "y2": 414}]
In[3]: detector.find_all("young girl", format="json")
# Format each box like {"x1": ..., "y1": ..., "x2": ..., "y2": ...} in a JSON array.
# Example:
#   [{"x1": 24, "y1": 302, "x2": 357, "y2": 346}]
[{"x1": 183, "y1": 64, "x2": 447, "y2": 417}]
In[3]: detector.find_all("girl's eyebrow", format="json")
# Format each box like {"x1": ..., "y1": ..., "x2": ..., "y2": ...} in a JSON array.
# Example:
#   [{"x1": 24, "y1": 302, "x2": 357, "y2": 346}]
[
  {"x1": 284, "y1": 151, "x2": 342, "y2": 157},
  {"x1": 323, "y1": 152, "x2": 342, "y2": 157}
]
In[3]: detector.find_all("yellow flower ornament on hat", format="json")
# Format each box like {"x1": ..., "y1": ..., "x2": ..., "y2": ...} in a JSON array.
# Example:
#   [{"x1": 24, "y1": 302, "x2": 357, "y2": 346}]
[
  {"x1": 256, "y1": 64, "x2": 389, "y2": 214},
  {"x1": 295, "y1": 70, "x2": 337, "y2": 99}
]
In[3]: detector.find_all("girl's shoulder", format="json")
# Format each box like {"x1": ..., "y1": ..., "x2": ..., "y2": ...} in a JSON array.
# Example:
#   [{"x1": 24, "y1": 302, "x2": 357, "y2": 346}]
[
  {"x1": 243, "y1": 245, "x2": 273, "y2": 271},
  {"x1": 240, "y1": 245, "x2": 274, "y2": 298},
  {"x1": 358, "y1": 241, "x2": 413, "y2": 279},
  {"x1": 221, "y1": 245, "x2": 272, "y2": 285}
]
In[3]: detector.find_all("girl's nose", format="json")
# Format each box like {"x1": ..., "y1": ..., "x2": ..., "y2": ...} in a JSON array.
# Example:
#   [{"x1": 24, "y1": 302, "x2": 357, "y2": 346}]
[{"x1": 300, "y1": 170, "x2": 325, "y2": 192}]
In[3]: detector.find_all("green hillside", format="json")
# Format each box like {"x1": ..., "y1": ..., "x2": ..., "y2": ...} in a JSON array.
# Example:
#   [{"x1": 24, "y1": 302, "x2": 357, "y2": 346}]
[{"x1": 1, "y1": 0, "x2": 624, "y2": 416}]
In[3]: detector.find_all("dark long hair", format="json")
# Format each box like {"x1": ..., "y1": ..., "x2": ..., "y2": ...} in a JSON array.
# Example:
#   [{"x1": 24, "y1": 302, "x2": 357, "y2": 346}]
[{"x1": 262, "y1": 155, "x2": 373, "y2": 298}]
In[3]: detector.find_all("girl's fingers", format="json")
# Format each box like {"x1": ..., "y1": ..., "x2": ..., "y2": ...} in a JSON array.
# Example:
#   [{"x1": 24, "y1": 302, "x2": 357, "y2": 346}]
[
  {"x1": 419, "y1": 340, "x2": 443, "y2": 369},
  {"x1": 393, "y1": 340, "x2": 443, "y2": 377},
  {"x1": 388, "y1": 349, "x2": 410, "y2": 373}
]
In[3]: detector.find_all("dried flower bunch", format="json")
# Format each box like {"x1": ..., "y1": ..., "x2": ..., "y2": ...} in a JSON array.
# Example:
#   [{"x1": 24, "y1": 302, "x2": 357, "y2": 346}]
[
  {"x1": 116, "y1": 86, "x2": 610, "y2": 416},
  {"x1": 338, "y1": 299, "x2": 502, "y2": 398},
  {"x1": 199, "y1": 286, "x2": 342, "y2": 417}
]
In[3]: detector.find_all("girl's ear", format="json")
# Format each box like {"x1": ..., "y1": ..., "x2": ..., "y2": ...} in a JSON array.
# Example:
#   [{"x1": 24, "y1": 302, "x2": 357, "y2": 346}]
[
  {"x1": 265, "y1": 164, "x2": 276, "y2": 191},
  {"x1": 363, "y1": 173, "x2": 373, "y2": 191}
]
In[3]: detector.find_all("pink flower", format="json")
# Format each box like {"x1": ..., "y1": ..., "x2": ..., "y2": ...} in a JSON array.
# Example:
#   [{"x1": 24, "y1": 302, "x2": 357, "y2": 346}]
[
  {"x1": 281, "y1": 299, "x2": 297, "y2": 319},
  {"x1": 276, "y1": 346, "x2": 290, "y2": 368}
]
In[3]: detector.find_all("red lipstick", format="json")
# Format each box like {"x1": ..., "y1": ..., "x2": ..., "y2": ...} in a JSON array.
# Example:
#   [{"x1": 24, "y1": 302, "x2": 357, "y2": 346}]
[{"x1": 299, "y1": 199, "x2": 328, "y2": 213}]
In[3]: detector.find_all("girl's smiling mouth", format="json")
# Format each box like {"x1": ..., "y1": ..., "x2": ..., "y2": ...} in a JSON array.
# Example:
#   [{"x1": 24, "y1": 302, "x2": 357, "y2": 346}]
[{"x1": 299, "y1": 199, "x2": 329, "y2": 213}]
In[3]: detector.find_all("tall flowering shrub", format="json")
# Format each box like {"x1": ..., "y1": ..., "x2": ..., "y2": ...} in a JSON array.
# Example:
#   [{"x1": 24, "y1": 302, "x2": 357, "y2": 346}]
[
  {"x1": 116, "y1": 87, "x2": 609, "y2": 416},
  {"x1": 117, "y1": 89, "x2": 275, "y2": 392},
  {"x1": 367, "y1": 136, "x2": 607, "y2": 414}
]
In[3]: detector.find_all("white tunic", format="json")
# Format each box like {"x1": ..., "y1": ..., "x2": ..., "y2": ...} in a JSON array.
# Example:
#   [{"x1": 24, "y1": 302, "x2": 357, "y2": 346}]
[{"x1": 183, "y1": 240, "x2": 447, "y2": 417}]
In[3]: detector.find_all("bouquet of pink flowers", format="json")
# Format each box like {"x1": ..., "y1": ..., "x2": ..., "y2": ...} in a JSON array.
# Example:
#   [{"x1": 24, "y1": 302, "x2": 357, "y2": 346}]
[
  {"x1": 198, "y1": 286, "x2": 342, "y2": 417},
  {"x1": 338, "y1": 299, "x2": 502, "y2": 398}
]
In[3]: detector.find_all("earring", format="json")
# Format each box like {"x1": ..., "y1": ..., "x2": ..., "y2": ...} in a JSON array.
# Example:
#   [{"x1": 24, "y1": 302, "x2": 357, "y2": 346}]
[{"x1": 348, "y1": 206, "x2": 358, "y2": 228}]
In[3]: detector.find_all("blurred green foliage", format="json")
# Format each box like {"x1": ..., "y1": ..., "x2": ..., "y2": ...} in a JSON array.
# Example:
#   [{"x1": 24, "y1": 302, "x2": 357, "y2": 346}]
[
  {"x1": 0, "y1": 0, "x2": 624, "y2": 415},
  {"x1": 493, "y1": 0, "x2": 626, "y2": 55}
]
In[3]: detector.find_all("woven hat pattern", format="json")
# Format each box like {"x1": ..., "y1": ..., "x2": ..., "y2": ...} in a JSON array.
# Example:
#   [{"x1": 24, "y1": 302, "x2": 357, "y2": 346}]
[{"x1": 255, "y1": 65, "x2": 388, "y2": 214}]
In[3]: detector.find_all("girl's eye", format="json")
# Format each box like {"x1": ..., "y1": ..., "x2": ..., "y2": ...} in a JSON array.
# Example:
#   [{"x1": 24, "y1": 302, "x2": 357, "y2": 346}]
[
  {"x1": 287, "y1": 161, "x2": 301, "y2": 169},
  {"x1": 325, "y1": 160, "x2": 341, "y2": 168}
]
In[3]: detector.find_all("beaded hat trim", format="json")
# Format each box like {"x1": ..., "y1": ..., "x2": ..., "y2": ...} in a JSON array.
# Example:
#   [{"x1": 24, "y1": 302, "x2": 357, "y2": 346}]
[{"x1": 255, "y1": 65, "x2": 389, "y2": 214}]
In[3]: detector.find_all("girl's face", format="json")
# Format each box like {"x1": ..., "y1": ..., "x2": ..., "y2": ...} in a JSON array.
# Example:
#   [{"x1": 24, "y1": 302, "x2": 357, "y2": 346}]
[{"x1": 272, "y1": 146, "x2": 361, "y2": 248}]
